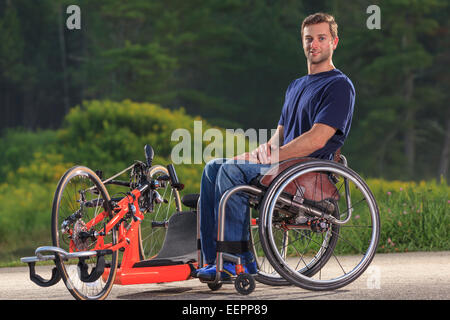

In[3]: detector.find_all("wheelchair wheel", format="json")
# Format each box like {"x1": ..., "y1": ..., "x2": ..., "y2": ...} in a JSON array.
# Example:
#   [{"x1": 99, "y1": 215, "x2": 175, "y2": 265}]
[
  {"x1": 235, "y1": 273, "x2": 256, "y2": 295},
  {"x1": 138, "y1": 165, "x2": 182, "y2": 259},
  {"x1": 259, "y1": 160, "x2": 380, "y2": 291},
  {"x1": 249, "y1": 213, "x2": 290, "y2": 286},
  {"x1": 51, "y1": 166, "x2": 118, "y2": 300}
]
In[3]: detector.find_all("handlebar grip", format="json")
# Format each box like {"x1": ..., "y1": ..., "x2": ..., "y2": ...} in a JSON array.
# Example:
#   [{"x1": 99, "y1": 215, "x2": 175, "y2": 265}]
[
  {"x1": 145, "y1": 145, "x2": 154, "y2": 167},
  {"x1": 167, "y1": 164, "x2": 179, "y2": 185},
  {"x1": 167, "y1": 164, "x2": 184, "y2": 190}
]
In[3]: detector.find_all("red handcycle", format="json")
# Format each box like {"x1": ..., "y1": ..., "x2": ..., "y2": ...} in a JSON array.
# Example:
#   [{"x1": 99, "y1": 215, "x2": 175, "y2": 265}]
[{"x1": 22, "y1": 145, "x2": 380, "y2": 299}]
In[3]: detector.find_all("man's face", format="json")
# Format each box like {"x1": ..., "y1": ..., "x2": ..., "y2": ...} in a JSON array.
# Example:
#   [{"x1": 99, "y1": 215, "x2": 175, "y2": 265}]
[{"x1": 302, "y1": 22, "x2": 338, "y2": 65}]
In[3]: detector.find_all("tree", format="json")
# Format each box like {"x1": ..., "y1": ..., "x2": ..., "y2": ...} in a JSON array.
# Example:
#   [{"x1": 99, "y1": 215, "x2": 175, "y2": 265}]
[{"x1": 333, "y1": 0, "x2": 447, "y2": 180}]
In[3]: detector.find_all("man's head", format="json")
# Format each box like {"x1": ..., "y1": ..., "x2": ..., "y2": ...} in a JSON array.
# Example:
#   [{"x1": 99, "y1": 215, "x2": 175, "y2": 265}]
[{"x1": 301, "y1": 13, "x2": 339, "y2": 67}]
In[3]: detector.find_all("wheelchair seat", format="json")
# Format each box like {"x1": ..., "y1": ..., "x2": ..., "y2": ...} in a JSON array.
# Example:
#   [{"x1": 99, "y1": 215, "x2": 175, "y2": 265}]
[
  {"x1": 182, "y1": 156, "x2": 340, "y2": 211},
  {"x1": 252, "y1": 157, "x2": 340, "y2": 202}
]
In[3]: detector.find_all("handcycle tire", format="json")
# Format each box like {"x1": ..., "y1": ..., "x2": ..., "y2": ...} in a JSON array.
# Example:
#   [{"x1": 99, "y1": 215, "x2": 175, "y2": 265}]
[
  {"x1": 138, "y1": 165, "x2": 182, "y2": 260},
  {"x1": 51, "y1": 166, "x2": 118, "y2": 300}
]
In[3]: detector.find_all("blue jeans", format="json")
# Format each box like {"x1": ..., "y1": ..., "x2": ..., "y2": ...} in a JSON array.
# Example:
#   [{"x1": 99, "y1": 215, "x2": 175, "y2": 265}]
[{"x1": 199, "y1": 158, "x2": 271, "y2": 264}]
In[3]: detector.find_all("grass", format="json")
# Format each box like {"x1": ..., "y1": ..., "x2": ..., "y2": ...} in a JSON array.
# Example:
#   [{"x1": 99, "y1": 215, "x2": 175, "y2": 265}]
[{"x1": 368, "y1": 178, "x2": 449, "y2": 253}]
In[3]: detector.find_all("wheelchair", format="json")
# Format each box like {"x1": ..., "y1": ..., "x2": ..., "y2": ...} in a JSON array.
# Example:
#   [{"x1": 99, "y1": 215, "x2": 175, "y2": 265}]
[
  {"x1": 21, "y1": 145, "x2": 380, "y2": 299},
  {"x1": 190, "y1": 152, "x2": 380, "y2": 293}
]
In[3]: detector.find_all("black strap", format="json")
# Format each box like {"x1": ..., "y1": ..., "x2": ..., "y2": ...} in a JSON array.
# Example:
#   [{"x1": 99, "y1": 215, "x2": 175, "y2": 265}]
[{"x1": 216, "y1": 241, "x2": 250, "y2": 254}]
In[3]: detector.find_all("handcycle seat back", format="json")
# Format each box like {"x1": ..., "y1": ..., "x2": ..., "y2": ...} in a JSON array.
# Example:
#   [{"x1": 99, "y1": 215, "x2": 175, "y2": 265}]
[{"x1": 133, "y1": 210, "x2": 197, "y2": 267}]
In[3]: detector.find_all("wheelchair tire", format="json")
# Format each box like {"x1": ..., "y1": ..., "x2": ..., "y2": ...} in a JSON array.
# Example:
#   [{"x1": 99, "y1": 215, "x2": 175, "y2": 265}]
[
  {"x1": 259, "y1": 160, "x2": 380, "y2": 291},
  {"x1": 235, "y1": 273, "x2": 256, "y2": 295},
  {"x1": 207, "y1": 282, "x2": 223, "y2": 291}
]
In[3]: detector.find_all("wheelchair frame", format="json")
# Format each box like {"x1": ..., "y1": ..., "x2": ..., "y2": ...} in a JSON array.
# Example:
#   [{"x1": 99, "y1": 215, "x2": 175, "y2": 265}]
[{"x1": 196, "y1": 154, "x2": 365, "y2": 294}]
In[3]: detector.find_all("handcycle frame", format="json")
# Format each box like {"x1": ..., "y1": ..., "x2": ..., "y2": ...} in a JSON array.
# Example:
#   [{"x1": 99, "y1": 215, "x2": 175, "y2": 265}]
[{"x1": 21, "y1": 146, "x2": 197, "y2": 294}]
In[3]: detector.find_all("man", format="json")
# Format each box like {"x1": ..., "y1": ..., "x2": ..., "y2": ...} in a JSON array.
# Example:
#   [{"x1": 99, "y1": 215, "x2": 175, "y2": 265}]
[{"x1": 196, "y1": 12, "x2": 355, "y2": 280}]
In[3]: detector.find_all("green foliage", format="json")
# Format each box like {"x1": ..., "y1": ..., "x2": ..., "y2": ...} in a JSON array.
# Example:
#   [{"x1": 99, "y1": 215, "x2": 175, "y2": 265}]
[
  {"x1": 0, "y1": 129, "x2": 60, "y2": 181},
  {"x1": 0, "y1": 101, "x2": 448, "y2": 265},
  {"x1": 0, "y1": 0, "x2": 449, "y2": 264},
  {"x1": 0, "y1": 100, "x2": 210, "y2": 262},
  {"x1": 0, "y1": 3, "x2": 24, "y2": 83},
  {"x1": 57, "y1": 100, "x2": 229, "y2": 177},
  {"x1": 334, "y1": 0, "x2": 449, "y2": 180},
  {"x1": 1, "y1": 0, "x2": 449, "y2": 181},
  {"x1": 367, "y1": 178, "x2": 449, "y2": 252}
]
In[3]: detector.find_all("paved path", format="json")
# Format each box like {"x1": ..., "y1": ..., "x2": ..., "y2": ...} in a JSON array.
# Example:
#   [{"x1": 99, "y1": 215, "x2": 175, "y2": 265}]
[{"x1": 0, "y1": 251, "x2": 449, "y2": 300}]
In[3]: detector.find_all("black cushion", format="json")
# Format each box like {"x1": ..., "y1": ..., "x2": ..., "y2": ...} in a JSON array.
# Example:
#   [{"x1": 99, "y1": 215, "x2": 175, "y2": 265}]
[{"x1": 181, "y1": 193, "x2": 200, "y2": 209}]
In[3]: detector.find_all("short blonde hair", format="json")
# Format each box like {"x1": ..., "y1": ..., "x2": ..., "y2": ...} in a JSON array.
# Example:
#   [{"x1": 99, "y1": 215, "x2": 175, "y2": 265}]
[{"x1": 301, "y1": 12, "x2": 338, "y2": 39}]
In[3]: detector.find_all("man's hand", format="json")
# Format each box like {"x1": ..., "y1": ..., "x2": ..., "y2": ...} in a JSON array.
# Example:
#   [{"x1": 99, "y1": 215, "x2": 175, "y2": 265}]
[
  {"x1": 233, "y1": 152, "x2": 259, "y2": 163},
  {"x1": 250, "y1": 142, "x2": 269, "y2": 164},
  {"x1": 250, "y1": 142, "x2": 280, "y2": 164},
  {"x1": 233, "y1": 143, "x2": 273, "y2": 164}
]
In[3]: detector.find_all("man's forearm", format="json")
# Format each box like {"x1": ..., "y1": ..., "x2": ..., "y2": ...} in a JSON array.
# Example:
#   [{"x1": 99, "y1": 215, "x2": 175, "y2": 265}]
[
  {"x1": 275, "y1": 123, "x2": 336, "y2": 162},
  {"x1": 268, "y1": 125, "x2": 284, "y2": 149},
  {"x1": 276, "y1": 130, "x2": 322, "y2": 161}
]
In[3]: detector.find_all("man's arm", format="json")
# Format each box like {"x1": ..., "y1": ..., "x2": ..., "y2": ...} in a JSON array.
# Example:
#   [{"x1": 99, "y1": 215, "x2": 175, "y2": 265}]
[
  {"x1": 276, "y1": 123, "x2": 336, "y2": 162},
  {"x1": 253, "y1": 123, "x2": 336, "y2": 163}
]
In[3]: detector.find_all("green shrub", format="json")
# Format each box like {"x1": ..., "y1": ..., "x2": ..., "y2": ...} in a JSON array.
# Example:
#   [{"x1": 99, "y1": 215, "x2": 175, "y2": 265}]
[
  {"x1": 367, "y1": 178, "x2": 449, "y2": 253},
  {"x1": 0, "y1": 129, "x2": 59, "y2": 182}
]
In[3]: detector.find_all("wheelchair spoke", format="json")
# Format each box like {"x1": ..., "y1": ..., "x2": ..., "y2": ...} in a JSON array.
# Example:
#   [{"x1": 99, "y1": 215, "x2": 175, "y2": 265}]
[
  {"x1": 338, "y1": 197, "x2": 367, "y2": 218},
  {"x1": 329, "y1": 227, "x2": 368, "y2": 255},
  {"x1": 330, "y1": 251, "x2": 347, "y2": 276}
]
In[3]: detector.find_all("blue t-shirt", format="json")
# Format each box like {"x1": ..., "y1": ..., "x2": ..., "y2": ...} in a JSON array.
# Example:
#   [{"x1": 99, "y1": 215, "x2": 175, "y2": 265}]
[{"x1": 278, "y1": 68, "x2": 355, "y2": 160}]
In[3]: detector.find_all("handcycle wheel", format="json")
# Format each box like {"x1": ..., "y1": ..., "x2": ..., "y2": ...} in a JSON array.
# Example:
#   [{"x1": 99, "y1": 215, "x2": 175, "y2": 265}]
[
  {"x1": 259, "y1": 160, "x2": 380, "y2": 291},
  {"x1": 51, "y1": 166, "x2": 118, "y2": 300},
  {"x1": 138, "y1": 165, "x2": 182, "y2": 259}
]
